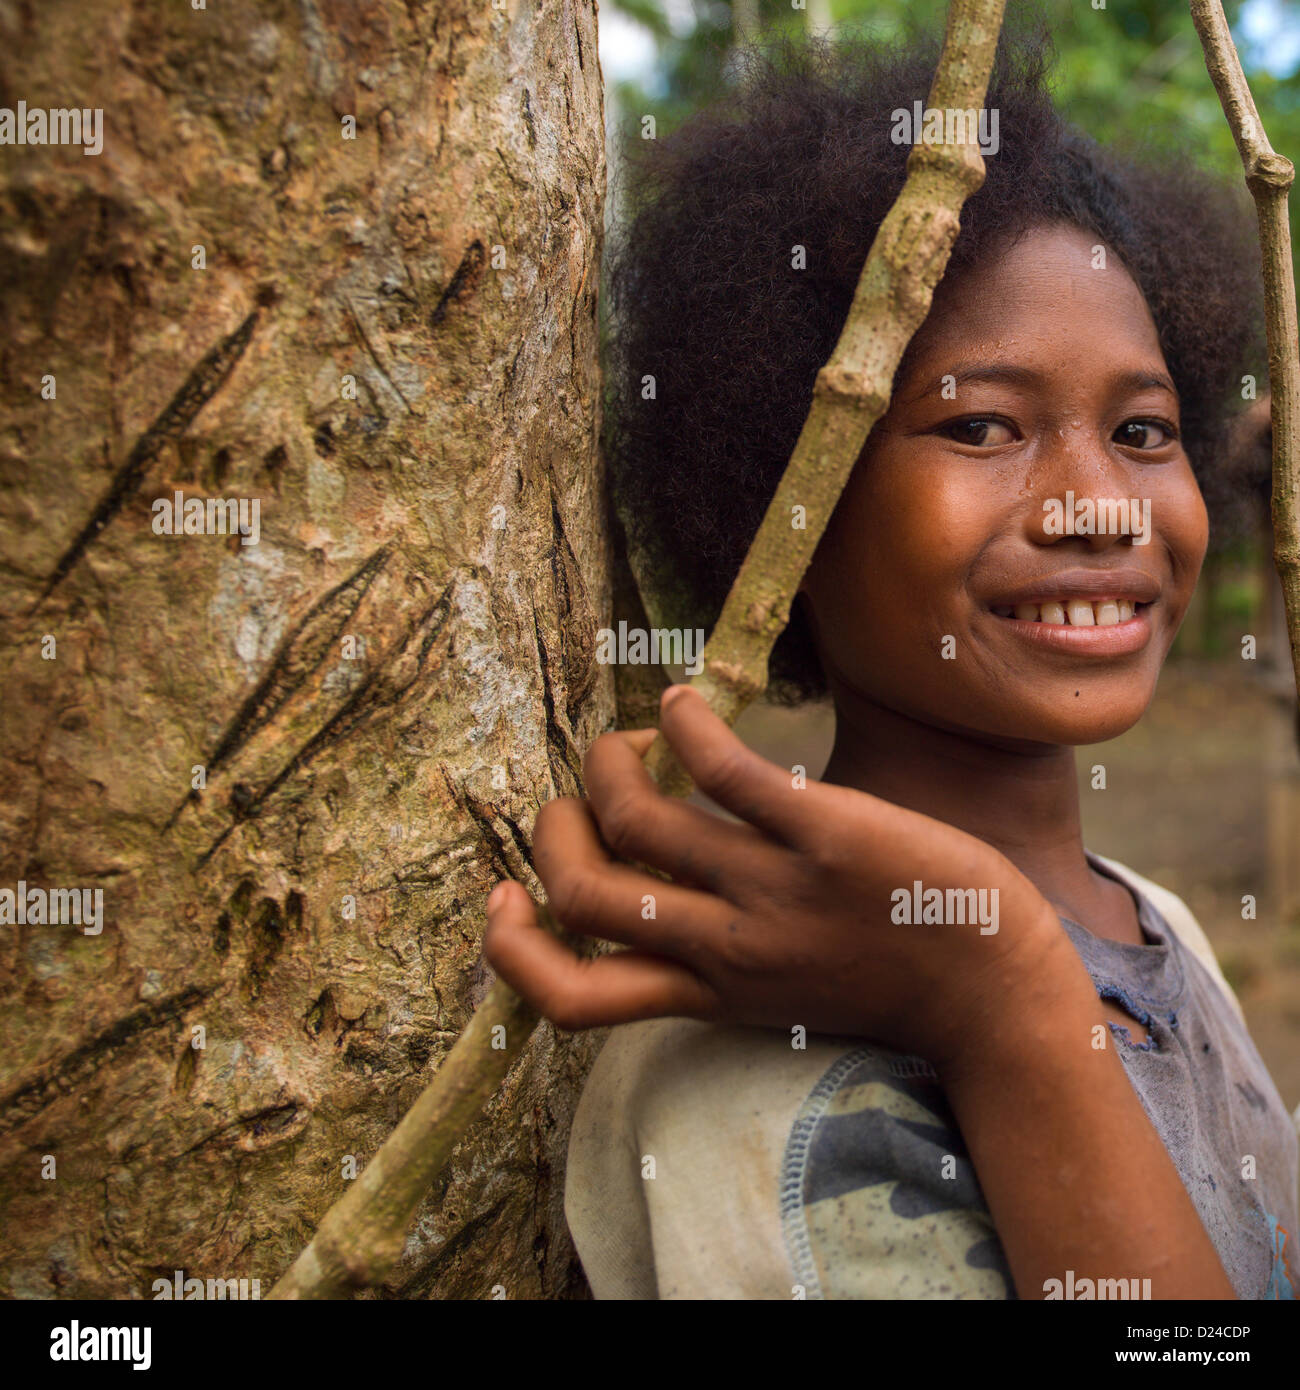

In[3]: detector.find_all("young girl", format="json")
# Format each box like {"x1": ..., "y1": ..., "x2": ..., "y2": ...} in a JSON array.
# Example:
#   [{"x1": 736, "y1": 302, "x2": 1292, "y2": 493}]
[{"x1": 482, "y1": 27, "x2": 1299, "y2": 1299}]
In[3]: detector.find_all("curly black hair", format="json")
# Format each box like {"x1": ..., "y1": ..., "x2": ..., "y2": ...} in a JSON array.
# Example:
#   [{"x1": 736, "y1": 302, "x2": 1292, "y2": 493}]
[{"x1": 602, "y1": 23, "x2": 1264, "y2": 703}]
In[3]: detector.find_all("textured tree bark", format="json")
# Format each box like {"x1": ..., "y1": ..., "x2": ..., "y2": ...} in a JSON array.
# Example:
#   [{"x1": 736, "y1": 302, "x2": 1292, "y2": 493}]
[{"x1": 0, "y1": 0, "x2": 608, "y2": 1300}]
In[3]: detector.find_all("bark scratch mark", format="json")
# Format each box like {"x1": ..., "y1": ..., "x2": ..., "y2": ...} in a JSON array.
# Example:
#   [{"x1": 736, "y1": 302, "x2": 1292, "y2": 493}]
[
  {"x1": 0, "y1": 985, "x2": 216, "y2": 1133},
  {"x1": 429, "y1": 240, "x2": 486, "y2": 326},
  {"x1": 176, "y1": 1101, "x2": 310, "y2": 1157},
  {"x1": 211, "y1": 545, "x2": 392, "y2": 769},
  {"x1": 531, "y1": 600, "x2": 584, "y2": 799},
  {"x1": 165, "y1": 546, "x2": 394, "y2": 831},
  {"x1": 548, "y1": 492, "x2": 597, "y2": 721},
  {"x1": 345, "y1": 297, "x2": 413, "y2": 413},
  {"x1": 197, "y1": 577, "x2": 460, "y2": 866},
  {"x1": 461, "y1": 787, "x2": 538, "y2": 885},
  {"x1": 399, "y1": 1197, "x2": 510, "y2": 1294},
  {"x1": 36, "y1": 308, "x2": 261, "y2": 605}
]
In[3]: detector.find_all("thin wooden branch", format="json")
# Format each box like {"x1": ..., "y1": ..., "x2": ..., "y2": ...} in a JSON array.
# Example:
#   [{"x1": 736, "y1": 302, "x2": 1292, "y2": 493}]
[
  {"x1": 268, "y1": 981, "x2": 539, "y2": 1299},
  {"x1": 1190, "y1": 0, "x2": 1300, "y2": 699},
  {"x1": 269, "y1": 0, "x2": 1009, "y2": 1299}
]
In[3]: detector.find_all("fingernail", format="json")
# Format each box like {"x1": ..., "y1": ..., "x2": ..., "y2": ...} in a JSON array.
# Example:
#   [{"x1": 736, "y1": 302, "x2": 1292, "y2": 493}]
[
  {"x1": 662, "y1": 684, "x2": 690, "y2": 709},
  {"x1": 487, "y1": 882, "x2": 509, "y2": 911}
]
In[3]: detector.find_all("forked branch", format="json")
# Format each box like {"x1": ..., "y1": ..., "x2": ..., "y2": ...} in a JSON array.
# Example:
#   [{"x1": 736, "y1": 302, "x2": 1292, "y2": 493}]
[{"x1": 1190, "y1": 0, "x2": 1300, "y2": 696}]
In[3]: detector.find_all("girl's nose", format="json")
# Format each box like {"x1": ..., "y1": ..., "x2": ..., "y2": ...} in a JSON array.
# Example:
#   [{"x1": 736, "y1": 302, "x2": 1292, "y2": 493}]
[{"x1": 1022, "y1": 429, "x2": 1146, "y2": 550}]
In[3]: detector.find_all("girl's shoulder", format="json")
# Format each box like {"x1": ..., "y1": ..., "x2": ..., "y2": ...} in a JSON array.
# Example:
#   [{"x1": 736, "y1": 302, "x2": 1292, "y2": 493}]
[{"x1": 1086, "y1": 851, "x2": 1246, "y2": 1024}]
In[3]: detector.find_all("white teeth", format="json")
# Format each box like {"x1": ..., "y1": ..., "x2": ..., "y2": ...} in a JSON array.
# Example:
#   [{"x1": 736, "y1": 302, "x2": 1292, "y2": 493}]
[{"x1": 1003, "y1": 598, "x2": 1144, "y2": 624}]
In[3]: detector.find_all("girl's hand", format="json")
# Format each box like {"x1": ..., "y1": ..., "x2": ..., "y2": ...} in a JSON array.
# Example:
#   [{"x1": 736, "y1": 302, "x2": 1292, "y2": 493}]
[{"x1": 482, "y1": 684, "x2": 1082, "y2": 1071}]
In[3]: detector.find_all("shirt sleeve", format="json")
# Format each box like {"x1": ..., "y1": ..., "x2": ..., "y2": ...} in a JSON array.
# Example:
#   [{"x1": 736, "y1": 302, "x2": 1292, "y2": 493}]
[{"x1": 780, "y1": 1047, "x2": 1016, "y2": 1299}]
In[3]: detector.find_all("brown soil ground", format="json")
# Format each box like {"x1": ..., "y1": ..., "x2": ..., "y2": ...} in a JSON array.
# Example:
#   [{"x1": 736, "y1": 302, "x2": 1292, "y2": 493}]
[{"x1": 733, "y1": 658, "x2": 1300, "y2": 1116}]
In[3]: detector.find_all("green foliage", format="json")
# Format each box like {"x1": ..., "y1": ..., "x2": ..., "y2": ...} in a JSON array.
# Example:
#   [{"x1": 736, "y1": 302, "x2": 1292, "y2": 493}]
[{"x1": 604, "y1": 0, "x2": 1300, "y2": 263}]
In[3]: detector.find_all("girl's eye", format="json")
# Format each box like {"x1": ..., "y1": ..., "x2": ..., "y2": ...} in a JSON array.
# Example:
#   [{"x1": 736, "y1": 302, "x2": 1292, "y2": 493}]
[
  {"x1": 941, "y1": 417, "x2": 1015, "y2": 447},
  {"x1": 1115, "y1": 419, "x2": 1176, "y2": 449}
]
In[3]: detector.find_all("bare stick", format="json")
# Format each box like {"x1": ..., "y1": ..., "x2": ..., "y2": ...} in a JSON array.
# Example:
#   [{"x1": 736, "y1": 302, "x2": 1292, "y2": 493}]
[
  {"x1": 269, "y1": 0, "x2": 1009, "y2": 1299},
  {"x1": 1190, "y1": 0, "x2": 1300, "y2": 697}
]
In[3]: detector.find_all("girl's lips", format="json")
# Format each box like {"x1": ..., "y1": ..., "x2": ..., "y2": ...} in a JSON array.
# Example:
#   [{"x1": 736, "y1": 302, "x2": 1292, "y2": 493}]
[{"x1": 989, "y1": 603, "x2": 1154, "y2": 655}]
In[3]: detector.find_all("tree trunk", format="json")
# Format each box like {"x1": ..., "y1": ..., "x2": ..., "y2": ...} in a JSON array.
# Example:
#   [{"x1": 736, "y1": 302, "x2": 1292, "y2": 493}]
[{"x1": 0, "y1": 0, "x2": 608, "y2": 1300}]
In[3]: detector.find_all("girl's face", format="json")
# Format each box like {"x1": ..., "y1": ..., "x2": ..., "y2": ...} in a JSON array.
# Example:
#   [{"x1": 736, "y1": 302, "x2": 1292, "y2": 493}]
[{"x1": 802, "y1": 222, "x2": 1208, "y2": 748}]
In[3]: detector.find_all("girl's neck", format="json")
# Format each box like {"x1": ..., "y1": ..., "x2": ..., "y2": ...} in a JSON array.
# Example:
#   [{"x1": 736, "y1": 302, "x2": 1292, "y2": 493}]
[{"x1": 820, "y1": 686, "x2": 1141, "y2": 942}]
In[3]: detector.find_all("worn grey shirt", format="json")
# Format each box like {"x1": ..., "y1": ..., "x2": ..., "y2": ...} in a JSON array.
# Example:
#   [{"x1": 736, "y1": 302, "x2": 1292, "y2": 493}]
[{"x1": 565, "y1": 853, "x2": 1299, "y2": 1299}]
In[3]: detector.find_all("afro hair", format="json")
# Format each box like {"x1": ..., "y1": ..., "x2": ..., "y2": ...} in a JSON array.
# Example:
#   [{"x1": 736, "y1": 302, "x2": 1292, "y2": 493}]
[{"x1": 602, "y1": 23, "x2": 1264, "y2": 702}]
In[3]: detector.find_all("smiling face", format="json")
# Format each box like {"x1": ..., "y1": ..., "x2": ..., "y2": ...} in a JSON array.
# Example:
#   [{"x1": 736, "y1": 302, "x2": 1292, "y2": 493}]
[{"x1": 801, "y1": 222, "x2": 1209, "y2": 748}]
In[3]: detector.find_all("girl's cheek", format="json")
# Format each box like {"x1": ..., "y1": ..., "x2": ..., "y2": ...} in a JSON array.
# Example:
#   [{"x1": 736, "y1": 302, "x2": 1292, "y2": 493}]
[{"x1": 1156, "y1": 470, "x2": 1209, "y2": 584}]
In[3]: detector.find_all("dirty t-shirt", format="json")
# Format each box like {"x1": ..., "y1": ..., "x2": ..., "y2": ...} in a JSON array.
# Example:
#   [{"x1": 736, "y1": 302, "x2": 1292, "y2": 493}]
[{"x1": 563, "y1": 853, "x2": 1299, "y2": 1299}]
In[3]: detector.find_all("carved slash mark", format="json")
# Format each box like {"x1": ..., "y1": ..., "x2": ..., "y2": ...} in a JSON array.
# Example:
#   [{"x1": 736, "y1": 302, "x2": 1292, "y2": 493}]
[
  {"x1": 345, "y1": 296, "x2": 413, "y2": 414},
  {"x1": 398, "y1": 1197, "x2": 512, "y2": 1294},
  {"x1": 522, "y1": 89, "x2": 537, "y2": 149},
  {"x1": 549, "y1": 494, "x2": 597, "y2": 722},
  {"x1": 531, "y1": 1101, "x2": 552, "y2": 1281},
  {"x1": 241, "y1": 892, "x2": 302, "y2": 1002},
  {"x1": 429, "y1": 240, "x2": 486, "y2": 328},
  {"x1": 378, "y1": 830, "x2": 481, "y2": 892},
  {"x1": 165, "y1": 546, "x2": 393, "y2": 832},
  {"x1": 454, "y1": 777, "x2": 539, "y2": 887},
  {"x1": 0, "y1": 984, "x2": 216, "y2": 1134},
  {"x1": 176, "y1": 1100, "x2": 310, "y2": 1156},
  {"x1": 531, "y1": 601, "x2": 585, "y2": 800},
  {"x1": 197, "y1": 576, "x2": 460, "y2": 867},
  {"x1": 36, "y1": 307, "x2": 261, "y2": 606}
]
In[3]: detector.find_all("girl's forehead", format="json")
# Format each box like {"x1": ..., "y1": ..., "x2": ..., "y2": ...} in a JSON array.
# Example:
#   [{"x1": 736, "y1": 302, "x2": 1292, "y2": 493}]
[{"x1": 906, "y1": 226, "x2": 1163, "y2": 368}]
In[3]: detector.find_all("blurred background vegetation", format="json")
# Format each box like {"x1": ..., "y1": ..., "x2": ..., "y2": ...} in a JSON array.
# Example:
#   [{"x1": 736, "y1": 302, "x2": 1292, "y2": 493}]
[
  {"x1": 597, "y1": 0, "x2": 1300, "y2": 1107},
  {"x1": 598, "y1": 0, "x2": 1300, "y2": 579},
  {"x1": 601, "y1": 0, "x2": 1300, "y2": 217}
]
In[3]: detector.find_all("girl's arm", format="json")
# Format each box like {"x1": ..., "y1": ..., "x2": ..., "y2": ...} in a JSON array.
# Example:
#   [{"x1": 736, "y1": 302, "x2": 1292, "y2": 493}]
[
  {"x1": 484, "y1": 684, "x2": 1237, "y2": 1299},
  {"x1": 936, "y1": 945, "x2": 1237, "y2": 1299}
]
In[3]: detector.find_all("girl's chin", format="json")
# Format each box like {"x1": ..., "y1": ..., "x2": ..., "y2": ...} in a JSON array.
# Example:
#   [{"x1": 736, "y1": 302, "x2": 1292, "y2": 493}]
[
  {"x1": 1006, "y1": 700, "x2": 1151, "y2": 748},
  {"x1": 947, "y1": 680, "x2": 1156, "y2": 748}
]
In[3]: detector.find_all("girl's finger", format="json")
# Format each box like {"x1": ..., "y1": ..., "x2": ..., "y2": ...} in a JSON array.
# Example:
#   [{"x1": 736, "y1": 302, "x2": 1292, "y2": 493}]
[
  {"x1": 656, "y1": 684, "x2": 824, "y2": 848},
  {"x1": 582, "y1": 725, "x2": 781, "y2": 897},
  {"x1": 533, "y1": 797, "x2": 739, "y2": 963},
  {"x1": 483, "y1": 881, "x2": 719, "y2": 1028}
]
